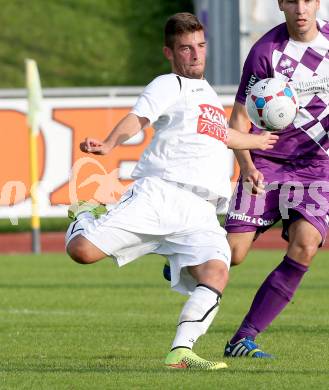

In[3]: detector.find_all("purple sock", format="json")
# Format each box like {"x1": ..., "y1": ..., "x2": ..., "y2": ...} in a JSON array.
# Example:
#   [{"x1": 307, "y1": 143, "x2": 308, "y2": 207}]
[{"x1": 231, "y1": 255, "x2": 308, "y2": 344}]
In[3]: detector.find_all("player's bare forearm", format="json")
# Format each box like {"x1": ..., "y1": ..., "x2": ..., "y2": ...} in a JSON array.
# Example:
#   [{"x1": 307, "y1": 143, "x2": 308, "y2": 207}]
[
  {"x1": 103, "y1": 113, "x2": 149, "y2": 149},
  {"x1": 227, "y1": 128, "x2": 278, "y2": 151},
  {"x1": 80, "y1": 113, "x2": 149, "y2": 155}
]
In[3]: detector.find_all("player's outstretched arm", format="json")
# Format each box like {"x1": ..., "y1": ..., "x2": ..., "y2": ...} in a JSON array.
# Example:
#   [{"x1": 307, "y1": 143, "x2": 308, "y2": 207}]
[
  {"x1": 227, "y1": 128, "x2": 278, "y2": 151},
  {"x1": 227, "y1": 101, "x2": 278, "y2": 150},
  {"x1": 80, "y1": 113, "x2": 149, "y2": 155}
]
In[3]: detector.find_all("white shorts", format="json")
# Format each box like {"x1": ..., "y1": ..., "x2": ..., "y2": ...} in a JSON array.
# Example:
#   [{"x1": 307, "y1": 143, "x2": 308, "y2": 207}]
[{"x1": 75, "y1": 177, "x2": 231, "y2": 295}]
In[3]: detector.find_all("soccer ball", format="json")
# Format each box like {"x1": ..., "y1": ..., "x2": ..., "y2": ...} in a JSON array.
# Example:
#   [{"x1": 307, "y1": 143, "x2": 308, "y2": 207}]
[{"x1": 246, "y1": 78, "x2": 299, "y2": 130}]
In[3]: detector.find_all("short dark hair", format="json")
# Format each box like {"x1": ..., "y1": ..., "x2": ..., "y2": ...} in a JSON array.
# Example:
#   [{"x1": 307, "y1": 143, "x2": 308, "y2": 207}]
[{"x1": 164, "y1": 12, "x2": 204, "y2": 49}]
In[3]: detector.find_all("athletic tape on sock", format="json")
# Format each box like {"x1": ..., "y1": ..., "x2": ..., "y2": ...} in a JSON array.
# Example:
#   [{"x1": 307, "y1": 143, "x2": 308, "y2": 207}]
[{"x1": 171, "y1": 284, "x2": 221, "y2": 350}]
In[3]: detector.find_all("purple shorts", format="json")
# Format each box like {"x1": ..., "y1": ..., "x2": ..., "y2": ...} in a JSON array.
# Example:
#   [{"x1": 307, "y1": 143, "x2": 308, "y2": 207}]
[{"x1": 225, "y1": 156, "x2": 329, "y2": 243}]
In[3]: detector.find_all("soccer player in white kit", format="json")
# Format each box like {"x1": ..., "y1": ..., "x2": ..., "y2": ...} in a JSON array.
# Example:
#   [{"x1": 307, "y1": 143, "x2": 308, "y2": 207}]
[{"x1": 65, "y1": 12, "x2": 278, "y2": 369}]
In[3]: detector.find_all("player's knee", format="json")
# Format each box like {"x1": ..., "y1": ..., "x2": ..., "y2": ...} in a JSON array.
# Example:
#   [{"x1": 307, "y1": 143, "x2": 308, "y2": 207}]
[
  {"x1": 209, "y1": 264, "x2": 229, "y2": 286},
  {"x1": 291, "y1": 241, "x2": 318, "y2": 263},
  {"x1": 302, "y1": 243, "x2": 318, "y2": 260},
  {"x1": 66, "y1": 237, "x2": 97, "y2": 264},
  {"x1": 191, "y1": 260, "x2": 229, "y2": 292},
  {"x1": 217, "y1": 265, "x2": 229, "y2": 287}
]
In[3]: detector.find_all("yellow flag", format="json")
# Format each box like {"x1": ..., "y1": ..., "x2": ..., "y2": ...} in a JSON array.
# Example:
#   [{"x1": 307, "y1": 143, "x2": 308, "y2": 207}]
[
  {"x1": 25, "y1": 59, "x2": 42, "y2": 252},
  {"x1": 25, "y1": 59, "x2": 43, "y2": 135}
]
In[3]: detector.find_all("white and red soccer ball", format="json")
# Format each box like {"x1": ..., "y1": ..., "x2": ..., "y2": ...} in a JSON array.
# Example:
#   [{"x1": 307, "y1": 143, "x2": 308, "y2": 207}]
[{"x1": 246, "y1": 78, "x2": 299, "y2": 131}]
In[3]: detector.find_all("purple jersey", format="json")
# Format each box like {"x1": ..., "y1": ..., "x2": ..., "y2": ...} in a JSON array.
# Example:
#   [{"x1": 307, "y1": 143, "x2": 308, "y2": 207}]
[{"x1": 237, "y1": 19, "x2": 329, "y2": 162}]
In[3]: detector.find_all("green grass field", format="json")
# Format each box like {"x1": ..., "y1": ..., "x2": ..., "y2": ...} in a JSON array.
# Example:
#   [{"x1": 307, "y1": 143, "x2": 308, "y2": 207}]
[{"x1": 0, "y1": 250, "x2": 328, "y2": 389}]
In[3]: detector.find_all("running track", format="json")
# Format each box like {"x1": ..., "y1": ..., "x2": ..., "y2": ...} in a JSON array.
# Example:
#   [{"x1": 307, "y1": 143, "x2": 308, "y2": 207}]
[{"x1": 0, "y1": 230, "x2": 328, "y2": 253}]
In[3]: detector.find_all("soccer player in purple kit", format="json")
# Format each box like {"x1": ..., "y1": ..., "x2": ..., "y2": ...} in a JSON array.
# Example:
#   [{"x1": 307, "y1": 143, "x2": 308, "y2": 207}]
[{"x1": 224, "y1": 0, "x2": 329, "y2": 358}]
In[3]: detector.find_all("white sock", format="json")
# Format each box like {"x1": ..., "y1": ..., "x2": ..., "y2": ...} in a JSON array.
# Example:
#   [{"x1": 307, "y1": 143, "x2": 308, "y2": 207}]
[
  {"x1": 171, "y1": 284, "x2": 221, "y2": 350},
  {"x1": 65, "y1": 211, "x2": 94, "y2": 248}
]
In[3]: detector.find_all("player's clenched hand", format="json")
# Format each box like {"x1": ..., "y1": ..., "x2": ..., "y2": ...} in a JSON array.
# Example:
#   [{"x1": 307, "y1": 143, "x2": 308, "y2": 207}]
[
  {"x1": 242, "y1": 168, "x2": 265, "y2": 195},
  {"x1": 257, "y1": 131, "x2": 279, "y2": 150},
  {"x1": 80, "y1": 138, "x2": 111, "y2": 155}
]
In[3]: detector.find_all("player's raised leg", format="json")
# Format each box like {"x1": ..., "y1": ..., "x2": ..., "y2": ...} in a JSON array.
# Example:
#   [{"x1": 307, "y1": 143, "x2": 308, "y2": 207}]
[
  {"x1": 67, "y1": 236, "x2": 106, "y2": 264},
  {"x1": 165, "y1": 259, "x2": 229, "y2": 370},
  {"x1": 66, "y1": 202, "x2": 109, "y2": 264}
]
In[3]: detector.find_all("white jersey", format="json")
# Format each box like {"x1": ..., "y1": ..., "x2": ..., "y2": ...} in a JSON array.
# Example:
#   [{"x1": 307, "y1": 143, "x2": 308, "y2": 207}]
[{"x1": 131, "y1": 73, "x2": 231, "y2": 204}]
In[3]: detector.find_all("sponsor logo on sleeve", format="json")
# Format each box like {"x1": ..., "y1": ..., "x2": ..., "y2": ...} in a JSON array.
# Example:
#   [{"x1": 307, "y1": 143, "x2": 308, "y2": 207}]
[{"x1": 244, "y1": 74, "x2": 258, "y2": 96}]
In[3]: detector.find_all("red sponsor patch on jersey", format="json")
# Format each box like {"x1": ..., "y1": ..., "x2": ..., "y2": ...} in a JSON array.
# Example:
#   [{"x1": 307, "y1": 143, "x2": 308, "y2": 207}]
[{"x1": 197, "y1": 104, "x2": 228, "y2": 143}]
